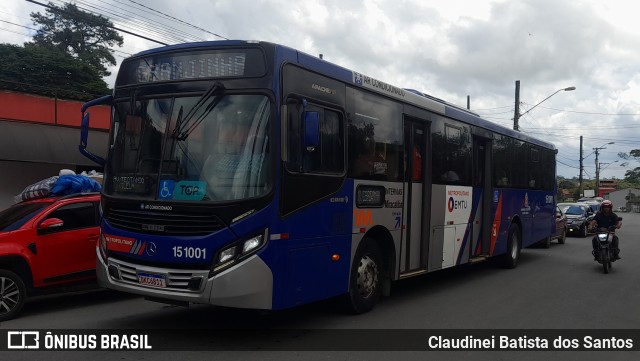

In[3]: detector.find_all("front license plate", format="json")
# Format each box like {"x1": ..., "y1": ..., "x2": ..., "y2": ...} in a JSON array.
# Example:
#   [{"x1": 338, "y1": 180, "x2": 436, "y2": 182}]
[{"x1": 137, "y1": 272, "x2": 167, "y2": 288}]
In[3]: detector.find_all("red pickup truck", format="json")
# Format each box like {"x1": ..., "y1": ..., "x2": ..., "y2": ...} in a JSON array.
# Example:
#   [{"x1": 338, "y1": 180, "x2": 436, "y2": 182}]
[{"x1": 0, "y1": 193, "x2": 101, "y2": 321}]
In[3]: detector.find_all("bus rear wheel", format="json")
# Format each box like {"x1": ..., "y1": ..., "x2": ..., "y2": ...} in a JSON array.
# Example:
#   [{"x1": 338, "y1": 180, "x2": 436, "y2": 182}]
[
  {"x1": 345, "y1": 240, "x2": 382, "y2": 314},
  {"x1": 499, "y1": 224, "x2": 521, "y2": 269}
]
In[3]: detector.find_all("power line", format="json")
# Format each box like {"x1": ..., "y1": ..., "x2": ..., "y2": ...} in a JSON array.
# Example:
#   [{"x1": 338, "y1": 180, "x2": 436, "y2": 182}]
[
  {"x1": 526, "y1": 124, "x2": 640, "y2": 131},
  {"x1": 126, "y1": 0, "x2": 228, "y2": 40},
  {"x1": 557, "y1": 159, "x2": 580, "y2": 169},
  {"x1": 26, "y1": 0, "x2": 168, "y2": 45},
  {"x1": 0, "y1": 19, "x2": 38, "y2": 31},
  {"x1": 475, "y1": 109, "x2": 514, "y2": 116},
  {"x1": 520, "y1": 102, "x2": 640, "y2": 116},
  {"x1": 0, "y1": 26, "x2": 31, "y2": 37},
  {"x1": 472, "y1": 105, "x2": 513, "y2": 111},
  {"x1": 476, "y1": 102, "x2": 640, "y2": 119},
  {"x1": 70, "y1": 0, "x2": 204, "y2": 44},
  {"x1": 523, "y1": 131, "x2": 640, "y2": 145},
  {"x1": 0, "y1": 78, "x2": 109, "y2": 97}
]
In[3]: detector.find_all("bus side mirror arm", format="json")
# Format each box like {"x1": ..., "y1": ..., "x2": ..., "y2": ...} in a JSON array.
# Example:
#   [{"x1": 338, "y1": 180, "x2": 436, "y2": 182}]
[{"x1": 79, "y1": 95, "x2": 112, "y2": 167}]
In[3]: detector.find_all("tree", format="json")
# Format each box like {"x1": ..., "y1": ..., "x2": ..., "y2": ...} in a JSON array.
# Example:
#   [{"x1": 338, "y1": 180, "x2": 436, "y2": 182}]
[
  {"x1": 623, "y1": 167, "x2": 640, "y2": 184},
  {"x1": 30, "y1": 2, "x2": 123, "y2": 77},
  {"x1": 617, "y1": 150, "x2": 640, "y2": 186},
  {"x1": 0, "y1": 43, "x2": 109, "y2": 101}
]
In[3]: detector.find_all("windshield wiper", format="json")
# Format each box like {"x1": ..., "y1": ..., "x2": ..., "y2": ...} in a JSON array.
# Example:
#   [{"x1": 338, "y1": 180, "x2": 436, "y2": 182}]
[
  {"x1": 171, "y1": 105, "x2": 184, "y2": 139},
  {"x1": 174, "y1": 81, "x2": 225, "y2": 141}
]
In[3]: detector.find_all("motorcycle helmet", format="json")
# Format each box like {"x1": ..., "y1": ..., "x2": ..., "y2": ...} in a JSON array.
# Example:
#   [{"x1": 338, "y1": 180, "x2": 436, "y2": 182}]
[{"x1": 601, "y1": 200, "x2": 613, "y2": 210}]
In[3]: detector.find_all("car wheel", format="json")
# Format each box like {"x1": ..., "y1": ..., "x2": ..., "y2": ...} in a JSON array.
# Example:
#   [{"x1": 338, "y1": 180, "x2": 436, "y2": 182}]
[
  {"x1": 0, "y1": 270, "x2": 27, "y2": 322},
  {"x1": 558, "y1": 228, "x2": 566, "y2": 244}
]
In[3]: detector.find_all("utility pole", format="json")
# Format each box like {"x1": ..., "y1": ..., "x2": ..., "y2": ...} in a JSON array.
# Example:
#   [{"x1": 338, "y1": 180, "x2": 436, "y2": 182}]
[
  {"x1": 513, "y1": 80, "x2": 520, "y2": 131},
  {"x1": 594, "y1": 147, "x2": 600, "y2": 196},
  {"x1": 579, "y1": 136, "x2": 583, "y2": 197},
  {"x1": 512, "y1": 82, "x2": 575, "y2": 132}
]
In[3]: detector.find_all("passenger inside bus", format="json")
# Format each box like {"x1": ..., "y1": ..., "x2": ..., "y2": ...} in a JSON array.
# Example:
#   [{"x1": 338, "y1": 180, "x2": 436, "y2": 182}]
[
  {"x1": 496, "y1": 170, "x2": 509, "y2": 186},
  {"x1": 441, "y1": 170, "x2": 460, "y2": 183}
]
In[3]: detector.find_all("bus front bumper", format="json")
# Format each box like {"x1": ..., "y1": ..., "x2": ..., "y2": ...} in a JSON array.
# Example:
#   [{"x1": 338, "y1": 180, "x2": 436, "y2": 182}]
[{"x1": 96, "y1": 248, "x2": 274, "y2": 309}]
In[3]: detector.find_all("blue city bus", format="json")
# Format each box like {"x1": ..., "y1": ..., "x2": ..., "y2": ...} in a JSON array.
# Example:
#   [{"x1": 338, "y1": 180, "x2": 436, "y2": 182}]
[{"x1": 80, "y1": 40, "x2": 557, "y2": 313}]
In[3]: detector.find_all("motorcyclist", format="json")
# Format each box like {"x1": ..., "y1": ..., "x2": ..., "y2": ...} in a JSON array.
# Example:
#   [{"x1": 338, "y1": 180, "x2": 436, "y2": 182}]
[{"x1": 589, "y1": 200, "x2": 622, "y2": 260}]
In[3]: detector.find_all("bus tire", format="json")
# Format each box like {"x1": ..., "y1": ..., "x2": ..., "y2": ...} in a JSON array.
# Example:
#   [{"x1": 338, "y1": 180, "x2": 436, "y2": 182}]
[
  {"x1": 0, "y1": 269, "x2": 27, "y2": 322},
  {"x1": 541, "y1": 235, "x2": 551, "y2": 249},
  {"x1": 500, "y1": 224, "x2": 521, "y2": 269},
  {"x1": 345, "y1": 240, "x2": 382, "y2": 314}
]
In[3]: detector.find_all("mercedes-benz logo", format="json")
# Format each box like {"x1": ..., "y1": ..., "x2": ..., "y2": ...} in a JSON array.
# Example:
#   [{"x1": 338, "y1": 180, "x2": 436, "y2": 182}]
[{"x1": 146, "y1": 242, "x2": 157, "y2": 256}]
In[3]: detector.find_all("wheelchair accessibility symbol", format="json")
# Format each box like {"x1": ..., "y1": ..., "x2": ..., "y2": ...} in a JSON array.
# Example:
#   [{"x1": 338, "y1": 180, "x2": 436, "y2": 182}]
[{"x1": 158, "y1": 180, "x2": 175, "y2": 200}]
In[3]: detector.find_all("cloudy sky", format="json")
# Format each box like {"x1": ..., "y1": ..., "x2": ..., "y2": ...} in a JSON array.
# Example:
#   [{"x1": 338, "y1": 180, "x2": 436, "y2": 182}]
[{"x1": 3, "y1": 0, "x2": 640, "y2": 180}]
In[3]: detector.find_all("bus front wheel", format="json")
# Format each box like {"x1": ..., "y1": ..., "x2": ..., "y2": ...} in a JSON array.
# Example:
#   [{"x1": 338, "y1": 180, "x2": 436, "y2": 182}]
[{"x1": 345, "y1": 240, "x2": 382, "y2": 314}]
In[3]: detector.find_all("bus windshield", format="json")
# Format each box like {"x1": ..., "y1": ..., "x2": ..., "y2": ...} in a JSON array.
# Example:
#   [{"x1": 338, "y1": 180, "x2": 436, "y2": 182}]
[{"x1": 107, "y1": 93, "x2": 271, "y2": 202}]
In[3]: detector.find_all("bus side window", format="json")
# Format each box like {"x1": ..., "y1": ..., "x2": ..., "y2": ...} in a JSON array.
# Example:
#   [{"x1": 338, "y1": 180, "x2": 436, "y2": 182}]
[{"x1": 287, "y1": 102, "x2": 344, "y2": 175}]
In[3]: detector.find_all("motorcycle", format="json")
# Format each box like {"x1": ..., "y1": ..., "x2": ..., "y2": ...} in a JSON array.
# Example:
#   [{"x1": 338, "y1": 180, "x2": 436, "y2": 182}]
[{"x1": 592, "y1": 221, "x2": 621, "y2": 274}]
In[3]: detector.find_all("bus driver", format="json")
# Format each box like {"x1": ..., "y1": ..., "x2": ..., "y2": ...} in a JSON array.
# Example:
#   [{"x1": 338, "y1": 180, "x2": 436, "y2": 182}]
[{"x1": 201, "y1": 112, "x2": 251, "y2": 200}]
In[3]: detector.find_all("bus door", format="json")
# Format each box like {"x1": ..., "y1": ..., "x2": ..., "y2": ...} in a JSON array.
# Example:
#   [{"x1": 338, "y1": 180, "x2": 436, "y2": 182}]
[
  {"x1": 471, "y1": 137, "x2": 492, "y2": 258},
  {"x1": 400, "y1": 118, "x2": 430, "y2": 274}
]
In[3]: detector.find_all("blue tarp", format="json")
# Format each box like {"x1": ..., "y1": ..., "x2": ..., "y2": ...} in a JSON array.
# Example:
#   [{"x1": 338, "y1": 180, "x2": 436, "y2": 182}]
[{"x1": 50, "y1": 175, "x2": 102, "y2": 195}]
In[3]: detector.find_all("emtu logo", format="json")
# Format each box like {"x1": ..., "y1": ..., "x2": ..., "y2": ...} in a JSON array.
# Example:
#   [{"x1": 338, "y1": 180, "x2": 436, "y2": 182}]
[{"x1": 448, "y1": 197, "x2": 468, "y2": 212}]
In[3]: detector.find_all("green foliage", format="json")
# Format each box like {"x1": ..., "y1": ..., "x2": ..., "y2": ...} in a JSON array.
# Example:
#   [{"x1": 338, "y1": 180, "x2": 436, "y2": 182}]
[
  {"x1": 558, "y1": 179, "x2": 576, "y2": 189},
  {"x1": 29, "y1": 2, "x2": 123, "y2": 78},
  {"x1": 623, "y1": 167, "x2": 640, "y2": 184},
  {"x1": 0, "y1": 43, "x2": 110, "y2": 101}
]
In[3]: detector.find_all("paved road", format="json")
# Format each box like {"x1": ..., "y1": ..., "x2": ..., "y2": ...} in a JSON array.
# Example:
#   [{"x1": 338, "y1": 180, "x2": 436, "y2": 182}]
[{"x1": 2, "y1": 212, "x2": 640, "y2": 360}]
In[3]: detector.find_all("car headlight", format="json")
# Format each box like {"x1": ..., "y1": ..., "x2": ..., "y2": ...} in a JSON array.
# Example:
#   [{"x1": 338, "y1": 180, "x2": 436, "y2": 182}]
[{"x1": 211, "y1": 231, "x2": 267, "y2": 276}]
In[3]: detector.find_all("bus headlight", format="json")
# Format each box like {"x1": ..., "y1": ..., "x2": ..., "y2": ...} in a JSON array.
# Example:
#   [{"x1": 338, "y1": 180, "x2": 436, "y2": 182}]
[
  {"x1": 211, "y1": 231, "x2": 267, "y2": 276},
  {"x1": 242, "y1": 235, "x2": 262, "y2": 254},
  {"x1": 218, "y1": 246, "x2": 237, "y2": 264}
]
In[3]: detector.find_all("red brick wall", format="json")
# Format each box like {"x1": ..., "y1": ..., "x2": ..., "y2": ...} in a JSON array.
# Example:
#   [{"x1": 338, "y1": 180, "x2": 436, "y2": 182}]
[{"x1": 0, "y1": 91, "x2": 110, "y2": 130}]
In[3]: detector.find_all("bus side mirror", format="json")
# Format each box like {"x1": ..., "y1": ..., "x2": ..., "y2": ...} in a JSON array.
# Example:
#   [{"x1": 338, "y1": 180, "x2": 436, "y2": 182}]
[
  {"x1": 79, "y1": 95, "x2": 112, "y2": 167},
  {"x1": 303, "y1": 111, "x2": 320, "y2": 150}
]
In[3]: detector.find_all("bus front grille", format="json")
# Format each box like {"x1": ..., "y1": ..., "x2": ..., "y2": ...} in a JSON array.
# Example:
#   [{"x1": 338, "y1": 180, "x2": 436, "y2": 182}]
[{"x1": 104, "y1": 207, "x2": 225, "y2": 236}]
